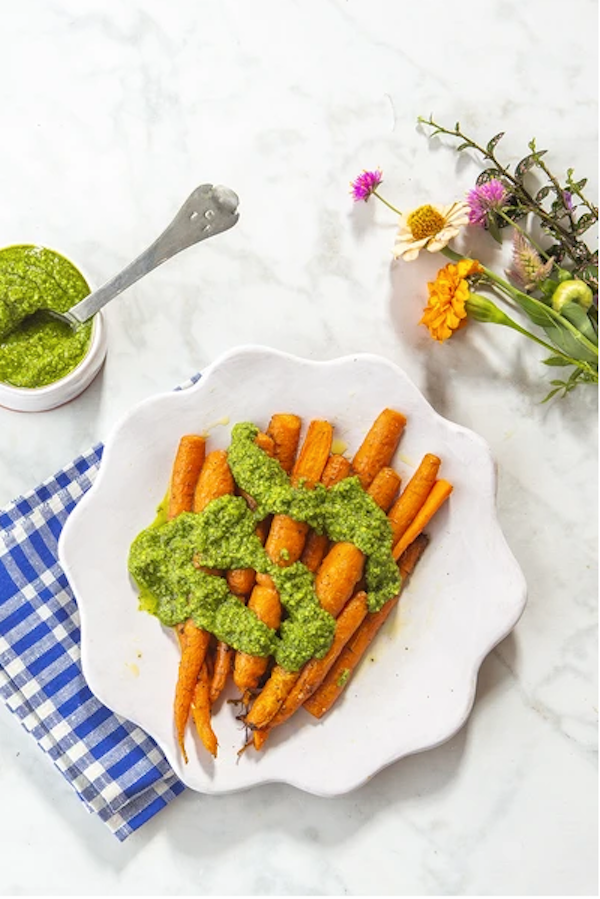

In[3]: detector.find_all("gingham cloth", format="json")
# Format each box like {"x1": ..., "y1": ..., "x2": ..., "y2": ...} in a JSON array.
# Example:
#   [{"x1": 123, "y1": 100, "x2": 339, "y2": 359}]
[{"x1": 0, "y1": 378, "x2": 204, "y2": 840}]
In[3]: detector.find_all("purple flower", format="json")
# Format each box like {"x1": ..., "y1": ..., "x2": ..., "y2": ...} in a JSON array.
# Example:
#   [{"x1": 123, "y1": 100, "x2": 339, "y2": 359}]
[
  {"x1": 467, "y1": 178, "x2": 509, "y2": 226},
  {"x1": 563, "y1": 190, "x2": 574, "y2": 211},
  {"x1": 350, "y1": 168, "x2": 383, "y2": 202}
]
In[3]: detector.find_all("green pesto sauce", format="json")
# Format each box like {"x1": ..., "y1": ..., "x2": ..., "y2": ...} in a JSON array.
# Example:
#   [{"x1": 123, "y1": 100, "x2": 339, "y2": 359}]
[
  {"x1": 336, "y1": 668, "x2": 351, "y2": 687},
  {"x1": 0, "y1": 245, "x2": 92, "y2": 388},
  {"x1": 128, "y1": 422, "x2": 401, "y2": 671}
]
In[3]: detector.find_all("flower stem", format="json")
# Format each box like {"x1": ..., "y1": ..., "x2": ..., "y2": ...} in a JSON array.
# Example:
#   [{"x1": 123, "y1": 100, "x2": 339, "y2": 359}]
[
  {"x1": 372, "y1": 190, "x2": 402, "y2": 216},
  {"x1": 442, "y1": 245, "x2": 598, "y2": 360},
  {"x1": 441, "y1": 246, "x2": 463, "y2": 263},
  {"x1": 467, "y1": 293, "x2": 587, "y2": 364},
  {"x1": 495, "y1": 208, "x2": 550, "y2": 260}
]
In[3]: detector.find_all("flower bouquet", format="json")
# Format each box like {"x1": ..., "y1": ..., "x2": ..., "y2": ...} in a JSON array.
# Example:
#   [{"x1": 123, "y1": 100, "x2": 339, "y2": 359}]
[{"x1": 352, "y1": 118, "x2": 598, "y2": 400}]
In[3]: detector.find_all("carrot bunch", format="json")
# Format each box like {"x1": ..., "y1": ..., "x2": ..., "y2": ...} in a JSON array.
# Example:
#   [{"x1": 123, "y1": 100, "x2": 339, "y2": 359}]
[{"x1": 160, "y1": 409, "x2": 453, "y2": 761}]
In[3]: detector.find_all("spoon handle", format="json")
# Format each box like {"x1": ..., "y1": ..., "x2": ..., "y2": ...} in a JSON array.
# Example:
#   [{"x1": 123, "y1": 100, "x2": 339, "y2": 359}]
[{"x1": 67, "y1": 184, "x2": 240, "y2": 325}]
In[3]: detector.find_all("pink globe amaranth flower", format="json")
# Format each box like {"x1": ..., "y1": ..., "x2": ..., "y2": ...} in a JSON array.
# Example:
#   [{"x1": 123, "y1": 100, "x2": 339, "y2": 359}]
[
  {"x1": 350, "y1": 168, "x2": 383, "y2": 202},
  {"x1": 467, "y1": 178, "x2": 509, "y2": 226}
]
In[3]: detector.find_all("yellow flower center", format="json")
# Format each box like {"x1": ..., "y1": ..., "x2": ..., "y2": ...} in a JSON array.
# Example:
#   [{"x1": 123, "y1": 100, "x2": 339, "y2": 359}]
[{"x1": 407, "y1": 205, "x2": 446, "y2": 240}]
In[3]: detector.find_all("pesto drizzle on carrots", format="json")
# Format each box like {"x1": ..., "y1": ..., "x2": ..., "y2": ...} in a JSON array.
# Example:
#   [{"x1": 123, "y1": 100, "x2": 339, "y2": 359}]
[{"x1": 128, "y1": 422, "x2": 401, "y2": 671}]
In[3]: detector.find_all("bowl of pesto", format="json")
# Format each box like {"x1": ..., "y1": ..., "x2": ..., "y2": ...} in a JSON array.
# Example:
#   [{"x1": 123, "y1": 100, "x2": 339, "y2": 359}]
[
  {"x1": 58, "y1": 346, "x2": 527, "y2": 796},
  {"x1": 0, "y1": 245, "x2": 107, "y2": 412}
]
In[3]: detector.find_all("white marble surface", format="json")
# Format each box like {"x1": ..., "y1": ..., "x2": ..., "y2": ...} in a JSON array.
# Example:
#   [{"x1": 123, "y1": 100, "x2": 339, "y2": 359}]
[{"x1": 0, "y1": 0, "x2": 597, "y2": 895}]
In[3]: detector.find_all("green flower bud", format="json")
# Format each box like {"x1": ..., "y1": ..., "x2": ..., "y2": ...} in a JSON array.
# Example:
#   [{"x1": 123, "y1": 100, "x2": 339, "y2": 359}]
[
  {"x1": 557, "y1": 268, "x2": 573, "y2": 283},
  {"x1": 465, "y1": 294, "x2": 513, "y2": 325},
  {"x1": 551, "y1": 279, "x2": 594, "y2": 312}
]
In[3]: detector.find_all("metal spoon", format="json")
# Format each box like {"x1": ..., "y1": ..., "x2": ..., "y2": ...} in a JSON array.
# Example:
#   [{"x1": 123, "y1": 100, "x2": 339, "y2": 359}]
[{"x1": 48, "y1": 183, "x2": 240, "y2": 328}]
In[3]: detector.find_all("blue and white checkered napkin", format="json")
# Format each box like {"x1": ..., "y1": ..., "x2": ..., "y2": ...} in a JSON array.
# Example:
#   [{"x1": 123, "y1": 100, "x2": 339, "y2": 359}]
[{"x1": 0, "y1": 390, "x2": 207, "y2": 840}]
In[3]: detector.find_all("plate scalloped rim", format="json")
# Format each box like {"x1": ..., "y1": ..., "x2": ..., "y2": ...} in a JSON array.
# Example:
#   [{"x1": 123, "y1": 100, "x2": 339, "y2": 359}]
[{"x1": 59, "y1": 345, "x2": 527, "y2": 796}]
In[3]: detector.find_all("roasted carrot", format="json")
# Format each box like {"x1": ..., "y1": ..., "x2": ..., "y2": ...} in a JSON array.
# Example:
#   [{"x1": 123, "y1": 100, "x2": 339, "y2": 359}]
[
  {"x1": 255, "y1": 431, "x2": 276, "y2": 457},
  {"x1": 209, "y1": 640, "x2": 234, "y2": 704},
  {"x1": 233, "y1": 583, "x2": 281, "y2": 692},
  {"x1": 300, "y1": 531, "x2": 329, "y2": 574},
  {"x1": 304, "y1": 536, "x2": 429, "y2": 719},
  {"x1": 174, "y1": 621, "x2": 211, "y2": 762},
  {"x1": 321, "y1": 453, "x2": 352, "y2": 488},
  {"x1": 226, "y1": 518, "x2": 269, "y2": 596},
  {"x1": 234, "y1": 424, "x2": 332, "y2": 697},
  {"x1": 228, "y1": 434, "x2": 275, "y2": 596},
  {"x1": 191, "y1": 660, "x2": 218, "y2": 757},
  {"x1": 247, "y1": 420, "x2": 402, "y2": 730},
  {"x1": 301, "y1": 455, "x2": 352, "y2": 573},
  {"x1": 245, "y1": 550, "x2": 364, "y2": 731},
  {"x1": 245, "y1": 666, "x2": 300, "y2": 730},
  {"x1": 256, "y1": 420, "x2": 334, "y2": 576},
  {"x1": 238, "y1": 451, "x2": 348, "y2": 703},
  {"x1": 392, "y1": 479, "x2": 452, "y2": 561},
  {"x1": 291, "y1": 420, "x2": 334, "y2": 487},
  {"x1": 245, "y1": 534, "x2": 365, "y2": 730},
  {"x1": 266, "y1": 413, "x2": 302, "y2": 474},
  {"x1": 387, "y1": 453, "x2": 441, "y2": 545},
  {"x1": 255, "y1": 420, "x2": 333, "y2": 577},
  {"x1": 311, "y1": 465, "x2": 399, "y2": 619},
  {"x1": 193, "y1": 450, "x2": 235, "y2": 513},
  {"x1": 351, "y1": 409, "x2": 406, "y2": 489},
  {"x1": 169, "y1": 437, "x2": 211, "y2": 761},
  {"x1": 314, "y1": 542, "x2": 366, "y2": 617},
  {"x1": 225, "y1": 569, "x2": 255, "y2": 597},
  {"x1": 168, "y1": 435, "x2": 206, "y2": 520},
  {"x1": 257, "y1": 591, "x2": 369, "y2": 741},
  {"x1": 262, "y1": 515, "x2": 310, "y2": 570},
  {"x1": 193, "y1": 449, "x2": 244, "y2": 699},
  {"x1": 367, "y1": 466, "x2": 401, "y2": 513},
  {"x1": 253, "y1": 728, "x2": 269, "y2": 751}
]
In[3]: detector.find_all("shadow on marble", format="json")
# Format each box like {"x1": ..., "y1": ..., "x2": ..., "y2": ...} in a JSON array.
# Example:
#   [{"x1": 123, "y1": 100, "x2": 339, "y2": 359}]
[
  {"x1": 386, "y1": 255, "x2": 556, "y2": 415},
  {"x1": 2, "y1": 632, "x2": 515, "y2": 882},
  {"x1": 0, "y1": 636, "x2": 516, "y2": 888},
  {"x1": 136, "y1": 636, "x2": 515, "y2": 859},
  {"x1": 348, "y1": 194, "x2": 377, "y2": 241}
]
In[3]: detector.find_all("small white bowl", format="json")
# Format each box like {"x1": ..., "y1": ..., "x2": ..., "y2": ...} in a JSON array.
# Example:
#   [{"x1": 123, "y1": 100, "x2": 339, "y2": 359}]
[{"x1": 0, "y1": 312, "x2": 107, "y2": 413}]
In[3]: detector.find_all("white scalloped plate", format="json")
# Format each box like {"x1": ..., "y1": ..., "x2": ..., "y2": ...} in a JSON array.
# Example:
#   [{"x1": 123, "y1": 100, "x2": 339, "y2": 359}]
[{"x1": 58, "y1": 346, "x2": 527, "y2": 796}]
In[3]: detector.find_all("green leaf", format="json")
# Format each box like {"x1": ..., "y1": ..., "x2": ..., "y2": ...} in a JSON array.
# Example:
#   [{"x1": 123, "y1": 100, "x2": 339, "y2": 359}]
[
  {"x1": 575, "y1": 212, "x2": 596, "y2": 235},
  {"x1": 542, "y1": 356, "x2": 572, "y2": 366},
  {"x1": 573, "y1": 178, "x2": 588, "y2": 191},
  {"x1": 541, "y1": 387, "x2": 562, "y2": 403},
  {"x1": 456, "y1": 142, "x2": 471, "y2": 151},
  {"x1": 509, "y1": 290, "x2": 598, "y2": 363},
  {"x1": 476, "y1": 168, "x2": 502, "y2": 186},
  {"x1": 546, "y1": 244, "x2": 566, "y2": 263},
  {"x1": 558, "y1": 301, "x2": 598, "y2": 344},
  {"x1": 487, "y1": 216, "x2": 503, "y2": 244},
  {"x1": 577, "y1": 263, "x2": 598, "y2": 292},
  {"x1": 539, "y1": 279, "x2": 560, "y2": 299},
  {"x1": 486, "y1": 132, "x2": 505, "y2": 154},
  {"x1": 535, "y1": 185, "x2": 552, "y2": 202},
  {"x1": 454, "y1": 122, "x2": 461, "y2": 132},
  {"x1": 515, "y1": 150, "x2": 548, "y2": 178}
]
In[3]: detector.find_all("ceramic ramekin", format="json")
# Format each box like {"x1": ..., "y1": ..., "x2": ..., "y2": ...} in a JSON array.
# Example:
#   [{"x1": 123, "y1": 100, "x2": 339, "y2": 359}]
[{"x1": 0, "y1": 311, "x2": 108, "y2": 413}]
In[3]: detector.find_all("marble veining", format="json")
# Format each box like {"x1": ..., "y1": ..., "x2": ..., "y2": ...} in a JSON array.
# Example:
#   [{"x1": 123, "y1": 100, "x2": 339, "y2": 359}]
[{"x1": 0, "y1": 0, "x2": 597, "y2": 894}]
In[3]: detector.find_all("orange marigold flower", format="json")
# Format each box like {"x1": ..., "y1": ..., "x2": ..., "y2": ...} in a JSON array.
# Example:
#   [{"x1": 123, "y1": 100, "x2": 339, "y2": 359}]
[{"x1": 420, "y1": 258, "x2": 483, "y2": 342}]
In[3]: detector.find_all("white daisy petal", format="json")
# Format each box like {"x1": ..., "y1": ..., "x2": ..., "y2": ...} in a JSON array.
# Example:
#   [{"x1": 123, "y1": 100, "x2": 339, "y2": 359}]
[
  {"x1": 393, "y1": 200, "x2": 469, "y2": 261},
  {"x1": 393, "y1": 235, "x2": 428, "y2": 260},
  {"x1": 400, "y1": 246, "x2": 424, "y2": 262}
]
